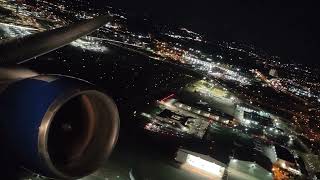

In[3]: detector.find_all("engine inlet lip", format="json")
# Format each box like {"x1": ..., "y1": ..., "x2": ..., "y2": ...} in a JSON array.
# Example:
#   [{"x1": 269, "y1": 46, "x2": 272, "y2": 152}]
[{"x1": 37, "y1": 89, "x2": 120, "y2": 179}]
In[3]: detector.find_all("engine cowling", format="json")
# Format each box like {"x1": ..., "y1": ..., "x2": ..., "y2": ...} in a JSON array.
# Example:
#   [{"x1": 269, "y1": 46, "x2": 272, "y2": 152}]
[{"x1": 0, "y1": 74, "x2": 120, "y2": 179}]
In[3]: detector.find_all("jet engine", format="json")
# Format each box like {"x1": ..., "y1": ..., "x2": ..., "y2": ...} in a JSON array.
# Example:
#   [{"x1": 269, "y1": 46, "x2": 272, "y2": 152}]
[{"x1": 0, "y1": 70, "x2": 120, "y2": 179}]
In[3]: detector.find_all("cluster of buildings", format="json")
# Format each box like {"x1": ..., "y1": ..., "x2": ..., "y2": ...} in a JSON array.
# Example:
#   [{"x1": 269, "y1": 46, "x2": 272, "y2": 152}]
[{"x1": 139, "y1": 77, "x2": 317, "y2": 179}]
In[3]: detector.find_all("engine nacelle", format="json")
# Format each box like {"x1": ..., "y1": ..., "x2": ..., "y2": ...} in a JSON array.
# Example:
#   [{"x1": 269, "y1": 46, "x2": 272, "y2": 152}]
[{"x1": 0, "y1": 74, "x2": 120, "y2": 179}]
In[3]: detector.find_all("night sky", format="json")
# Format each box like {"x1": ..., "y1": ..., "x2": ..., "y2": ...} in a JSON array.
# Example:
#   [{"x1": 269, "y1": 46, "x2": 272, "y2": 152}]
[{"x1": 93, "y1": 0, "x2": 319, "y2": 66}]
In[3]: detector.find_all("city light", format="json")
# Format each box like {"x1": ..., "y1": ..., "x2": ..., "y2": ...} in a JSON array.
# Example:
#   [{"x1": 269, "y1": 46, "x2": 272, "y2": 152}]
[
  {"x1": 70, "y1": 37, "x2": 109, "y2": 52},
  {"x1": 2, "y1": 1, "x2": 319, "y2": 179},
  {"x1": 185, "y1": 154, "x2": 225, "y2": 177}
]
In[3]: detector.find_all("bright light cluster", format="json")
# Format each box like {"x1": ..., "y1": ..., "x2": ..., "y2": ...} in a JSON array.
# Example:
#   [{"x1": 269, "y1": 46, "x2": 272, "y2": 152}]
[
  {"x1": 0, "y1": 22, "x2": 34, "y2": 38},
  {"x1": 183, "y1": 54, "x2": 251, "y2": 85},
  {"x1": 186, "y1": 154, "x2": 225, "y2": 177},
  {"x1": 70, "y1": 36, "x2": 109, "y2": 53}
]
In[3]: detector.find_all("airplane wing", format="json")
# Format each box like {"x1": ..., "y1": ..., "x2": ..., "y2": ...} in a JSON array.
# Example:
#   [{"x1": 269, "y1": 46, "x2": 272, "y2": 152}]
[
  {"x1": 0, "y1": 15, "x2": 110, "y2": 65},
  {"x1": 0, "y1": 15, "x2": 120, "y2": 180}
]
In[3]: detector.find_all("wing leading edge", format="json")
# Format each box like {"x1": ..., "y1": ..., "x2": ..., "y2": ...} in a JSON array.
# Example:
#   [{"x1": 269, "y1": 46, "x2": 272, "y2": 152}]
[{"x1": 0, "y1": 15, "x2": 110, "y2": 65}]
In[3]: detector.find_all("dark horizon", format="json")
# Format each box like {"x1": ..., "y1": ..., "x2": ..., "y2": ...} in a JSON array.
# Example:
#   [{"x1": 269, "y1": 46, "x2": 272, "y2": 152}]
[{"x1": 91, "y1": 0, "x2": 319, "y2": 66}]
